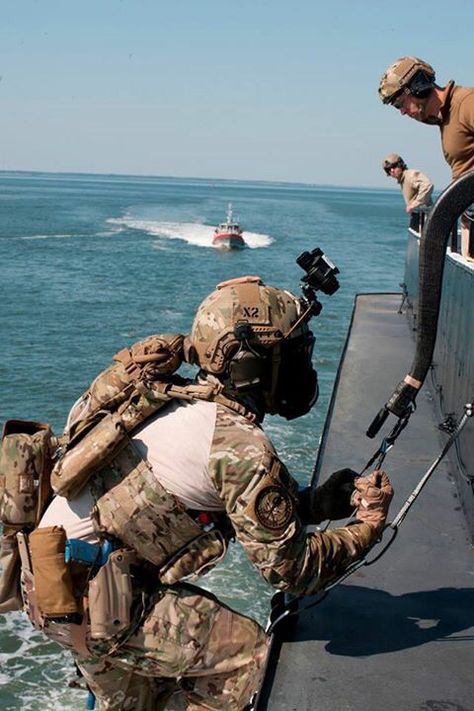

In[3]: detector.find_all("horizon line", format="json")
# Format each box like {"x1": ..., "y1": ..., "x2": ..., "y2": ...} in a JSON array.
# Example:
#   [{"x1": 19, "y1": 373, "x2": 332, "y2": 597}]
[{"x1": 0, "y1": 167, "x2": 399, "y2": 193}]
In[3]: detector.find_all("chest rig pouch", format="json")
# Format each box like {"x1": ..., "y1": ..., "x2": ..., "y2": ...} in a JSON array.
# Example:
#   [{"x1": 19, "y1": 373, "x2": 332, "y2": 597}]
[
  {"x1": 51, "y1": 334, "x2": 187, "y2": 500},
  {"x1": 91, "y1": 439, "x2": 229, "y2": 586},
  {"x1": 0, "y1": 420, "x2": 55, "y2": 613}
]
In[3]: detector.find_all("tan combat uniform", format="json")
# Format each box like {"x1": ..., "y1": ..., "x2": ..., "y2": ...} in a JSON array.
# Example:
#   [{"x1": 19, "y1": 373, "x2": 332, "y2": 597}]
[
  {"x1": 39, "y1": 398, "x2": 376, "y2": 711},
  {"x1": 439, "y1": 81, "x2": 474, "y2": 179},
  {"x1": 399, "y1": 169, "x2": 433, "y2": 211},
  {"x1": 437, "y1": 82, "x2": 474, "y2": 257}
]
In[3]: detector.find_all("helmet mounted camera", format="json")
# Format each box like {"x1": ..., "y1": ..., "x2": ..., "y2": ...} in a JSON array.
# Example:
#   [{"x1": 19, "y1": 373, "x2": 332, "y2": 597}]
[
  {"x1": 188, "y1": 249, "x2": 340, "y2": 419},
  {"x1": 286, "y1": 248, "x2": 340, "y2": 336}
]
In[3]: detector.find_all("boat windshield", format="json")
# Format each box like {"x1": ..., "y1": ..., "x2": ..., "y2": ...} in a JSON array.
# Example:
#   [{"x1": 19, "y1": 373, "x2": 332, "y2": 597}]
[{"x1": 217, "y1": 223, "x2": 240, "y2": 231}]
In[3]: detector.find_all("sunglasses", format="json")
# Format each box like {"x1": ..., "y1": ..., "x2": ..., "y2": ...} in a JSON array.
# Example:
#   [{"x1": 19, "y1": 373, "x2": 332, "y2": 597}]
[{"x1": 391, "y1": 92, "x2": 408, "y2": 110}]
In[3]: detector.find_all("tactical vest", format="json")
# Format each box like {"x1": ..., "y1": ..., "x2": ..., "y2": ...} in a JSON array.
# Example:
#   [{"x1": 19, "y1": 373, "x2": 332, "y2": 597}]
[
  {"x1": 52, "y1": 332, "x2": 257, "y2": 585},
  {"x1": 89, "y1": 437, "x2": 234, "y2": 586},
  {"x1": 51, "y1": 332, "x2": 255, "y2": 499},
  {"x1": 1, "y1": 333, "x2": 256, "y2": 611}
]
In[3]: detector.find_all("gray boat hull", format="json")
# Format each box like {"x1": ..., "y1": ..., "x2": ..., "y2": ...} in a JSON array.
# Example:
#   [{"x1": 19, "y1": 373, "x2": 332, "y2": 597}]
[{"x1": 256, "y1": 292, "x2": 474, "y2": 711}]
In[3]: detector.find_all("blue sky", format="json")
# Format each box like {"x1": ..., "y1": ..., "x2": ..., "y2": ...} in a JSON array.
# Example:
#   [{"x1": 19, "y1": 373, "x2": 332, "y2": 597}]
[{"x1": 1, "y1": 0, "x2": 473, "y2": 188}]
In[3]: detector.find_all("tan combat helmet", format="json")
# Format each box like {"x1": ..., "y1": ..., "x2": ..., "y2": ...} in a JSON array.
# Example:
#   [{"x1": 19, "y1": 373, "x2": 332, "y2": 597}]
[
  {"x1": 378, "y1": 57, "x2": 436, "y2": 105},
  {"x1": 187, "y1": 275, "x2": 318, "y2": 418},
  {"x1": 382, "y1": 153, "x2": 407, "y2": 175},
  {"x1": 189, "y1": 276, "x2": 305, "y2": 374}
]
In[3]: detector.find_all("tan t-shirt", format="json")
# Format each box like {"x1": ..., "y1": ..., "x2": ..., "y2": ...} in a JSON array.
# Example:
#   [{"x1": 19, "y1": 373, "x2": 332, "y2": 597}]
[
  {"x1": 399, "y1": 169, "x2": 433, "y2": 210},
  {"x1": 439, "y1": 82, "x2": 474, "y2": 179}
]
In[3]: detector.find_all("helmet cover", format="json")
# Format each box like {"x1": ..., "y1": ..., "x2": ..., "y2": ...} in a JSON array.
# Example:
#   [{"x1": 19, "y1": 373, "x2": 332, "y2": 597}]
[
  {"x1": 382, "y1": 153, "x2": 407, "y2": 174},
  {"x1": 188, "y1": 276, "x2": 318, "y2": 418},
  {"x1": 379, "y1": 56, "x2": 435, "y2": 104}
]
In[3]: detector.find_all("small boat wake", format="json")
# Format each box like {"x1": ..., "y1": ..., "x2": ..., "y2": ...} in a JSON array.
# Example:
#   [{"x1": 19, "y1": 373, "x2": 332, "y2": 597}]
[{"x1": 107, "y1": 216, "x2": 273, "y2": 249}]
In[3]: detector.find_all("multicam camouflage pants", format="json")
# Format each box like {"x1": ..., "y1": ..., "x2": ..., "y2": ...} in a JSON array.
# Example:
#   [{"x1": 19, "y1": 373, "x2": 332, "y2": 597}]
[{"x1": 76, "y1": 584, "x2": 269, "y2": 711}]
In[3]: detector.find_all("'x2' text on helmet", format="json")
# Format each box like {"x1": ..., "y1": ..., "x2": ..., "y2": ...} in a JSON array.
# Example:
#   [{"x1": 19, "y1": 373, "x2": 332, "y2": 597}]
[
  {"x1": 187, "y1": 276, "x2": 319, "y2": 419},
  {"x1": 378, "y1": 57, "x2": 435, "y2": 105}
]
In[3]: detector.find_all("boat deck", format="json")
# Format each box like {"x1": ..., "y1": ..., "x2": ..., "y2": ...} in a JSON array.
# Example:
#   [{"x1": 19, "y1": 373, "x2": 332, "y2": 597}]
[{"x1": 257, "y1": 293, "x2": 474, "y2": 711}]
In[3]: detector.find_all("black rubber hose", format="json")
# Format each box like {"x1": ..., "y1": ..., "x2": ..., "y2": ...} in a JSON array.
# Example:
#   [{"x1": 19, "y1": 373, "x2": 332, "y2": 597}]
[
  {"x1": 367, "y1": 170, "x2": 474, "y2": 435},
  {"x1": 412, "y1": 170, "x2": 474, "y2": 382}
]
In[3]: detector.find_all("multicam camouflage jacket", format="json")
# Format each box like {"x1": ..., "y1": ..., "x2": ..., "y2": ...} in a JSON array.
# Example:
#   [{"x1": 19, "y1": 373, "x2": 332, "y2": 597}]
[
  {"x1": 88, "y1": 394, "x2": 374, "y2": 597},
  {"x1": 203, "y1": 403, "x2": 374, "y2": 597}
]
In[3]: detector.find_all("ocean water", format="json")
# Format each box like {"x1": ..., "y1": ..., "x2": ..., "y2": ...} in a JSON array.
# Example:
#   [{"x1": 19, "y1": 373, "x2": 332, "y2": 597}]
[{"x1": 0, "y1": 171, "x2": 407, "y2": 709}]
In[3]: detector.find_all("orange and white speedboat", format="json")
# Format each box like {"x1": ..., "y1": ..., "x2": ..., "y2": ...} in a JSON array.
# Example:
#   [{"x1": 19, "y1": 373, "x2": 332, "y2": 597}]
[{"x1": 212, "y1": 204, "x2": 247, "y2": 250}]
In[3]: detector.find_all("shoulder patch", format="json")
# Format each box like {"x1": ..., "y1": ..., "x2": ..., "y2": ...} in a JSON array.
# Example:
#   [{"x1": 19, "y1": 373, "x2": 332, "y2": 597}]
[{"x1": 254, "y1": 485, "x2": 294, "y2": 531}]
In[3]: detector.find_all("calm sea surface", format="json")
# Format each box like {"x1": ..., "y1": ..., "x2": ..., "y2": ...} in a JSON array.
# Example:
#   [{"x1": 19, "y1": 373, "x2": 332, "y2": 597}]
[{"x1": 0, "y1": 172, "x2": 407, "y2": 709}]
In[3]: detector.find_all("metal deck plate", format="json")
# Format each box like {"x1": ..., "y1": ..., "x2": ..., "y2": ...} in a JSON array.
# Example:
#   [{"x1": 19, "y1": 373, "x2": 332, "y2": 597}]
[{"x1": 260, "y1": 293, "x2": 474, "y2": 711}]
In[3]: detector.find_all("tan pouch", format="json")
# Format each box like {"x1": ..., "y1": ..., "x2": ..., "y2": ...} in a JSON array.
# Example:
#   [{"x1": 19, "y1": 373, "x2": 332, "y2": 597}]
[
  {"x1": 160, "y1": 530, "x2": 228, "y2": 585},
  {"x1": 52, "y1": 413, "x2": 125, "y2": 499},
  {"x1": 66, "y1": 333, "x2": 185, "y2": 443},
  {"x1": 28, "y1": 526, "x2": 80, "y2": 617},
  {"x1": 88, "y1": 549, "x2": 134, "y2": 641},
  {"x1": 16, "y1": 532, "x2": 43, "y2": 629},
  {"x1": 0, "y1": 420, "x2": 55, "y2": 528},
  {"x1": 0, "y1": 530, "x2": 23, "y2": 613}
]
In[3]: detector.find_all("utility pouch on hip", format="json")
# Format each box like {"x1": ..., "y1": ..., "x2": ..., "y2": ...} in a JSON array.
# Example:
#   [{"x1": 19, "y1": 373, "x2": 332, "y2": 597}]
[
  {"x1": 52, "y1": 413, "x2": 125, "y2": 499},
  {"x1": 0, "y1": 529, "x2": 23, "y2": 613},
  {"x1": 160, "y1": 530, "x2": 228, "y2": 585},
  {"x1": 88, "y1": 549, "x2": 134, "y2": 641},
  {"x1": 28, "y1": 526, "x2": 80, "y2": 618},
  {"x1": 16, "y1": 531, "x2": 43, "y2": 629},
  {"x1": 0, "y1": 420, "x2": 55, "y2": 528}
]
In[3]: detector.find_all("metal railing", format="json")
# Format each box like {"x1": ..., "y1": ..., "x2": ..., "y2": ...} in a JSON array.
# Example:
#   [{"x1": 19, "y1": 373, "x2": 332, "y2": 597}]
[
  {"x1": 409, "y1": 209, "x2": 474, "y2": 260},
  {"x1": 408, "y1": 210, "x2": 426, "y2": 234}
]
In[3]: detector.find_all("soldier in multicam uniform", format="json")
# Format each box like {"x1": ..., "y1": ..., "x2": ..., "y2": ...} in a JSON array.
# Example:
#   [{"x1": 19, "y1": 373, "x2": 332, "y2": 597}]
[{"x1": 26, "y1": 276, "x2": 393, "y2": 710}]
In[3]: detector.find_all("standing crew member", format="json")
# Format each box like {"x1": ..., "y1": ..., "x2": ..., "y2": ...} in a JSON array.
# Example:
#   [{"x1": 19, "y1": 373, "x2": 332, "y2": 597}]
[
  {"x1": 4, "y1": 276, "x2": 393, "y2": 710},
  {"x1": 382, "y1": 153, "x2": 434, "y2": 213},
  {"x1": 382, "y1": 153, "x2": 433, "y2": 231}
]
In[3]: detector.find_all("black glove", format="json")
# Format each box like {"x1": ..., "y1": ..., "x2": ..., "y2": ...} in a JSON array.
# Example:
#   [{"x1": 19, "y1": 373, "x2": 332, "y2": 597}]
[{"x1": 298, "y1": 468, "x2": 358, "y2": 524}]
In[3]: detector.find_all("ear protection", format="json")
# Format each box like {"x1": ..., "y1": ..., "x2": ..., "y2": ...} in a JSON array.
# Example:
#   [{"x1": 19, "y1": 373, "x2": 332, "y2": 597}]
[
  {"x1": 183, "y1": 324, "x2": 266, "y2": 389},
  {"x1": 229, "y1": 349, "x2": 266, "y2": 390},
  {"x1": 228, "y1": 322, "x2": 266, "y2": 390},
  {"x1": 408, "y1": 70, "x2": 435, "y2": 98}
]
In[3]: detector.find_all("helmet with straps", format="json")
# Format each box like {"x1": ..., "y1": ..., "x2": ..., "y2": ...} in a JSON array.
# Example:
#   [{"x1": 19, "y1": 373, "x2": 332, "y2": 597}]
[
  {"x1": 382, "y1": 153, "x2": 407, "y2": 175},
  {"x1": 379, "y1": 56, "x2": 436, "y2": 105},
  {"x1": 186, "y1": 276, "x2": 318, "y2": 419}
]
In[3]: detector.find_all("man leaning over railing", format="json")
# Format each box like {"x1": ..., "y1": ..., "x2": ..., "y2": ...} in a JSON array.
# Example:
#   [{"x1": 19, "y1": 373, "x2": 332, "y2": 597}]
[{"x1": 379, "y1": 56, "x2": 474, "y2": 259}]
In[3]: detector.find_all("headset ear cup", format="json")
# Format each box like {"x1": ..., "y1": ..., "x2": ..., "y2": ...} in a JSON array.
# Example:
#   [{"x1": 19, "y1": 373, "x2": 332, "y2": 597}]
[
  {"x1": 409, "y1": 70, "x2": 434, "y2": 98},
  {"x1": 229, "y1": 350, "x2": 265, "y2": 390},
  {"x1": 183, "y1": 337, "x2": 198, "y2": 365}
]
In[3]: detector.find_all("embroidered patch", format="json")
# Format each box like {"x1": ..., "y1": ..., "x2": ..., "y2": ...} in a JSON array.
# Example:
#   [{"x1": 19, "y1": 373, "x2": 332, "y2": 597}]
[{"x1": 254, "y1": 485, "x2": 294, "y2": 531}]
